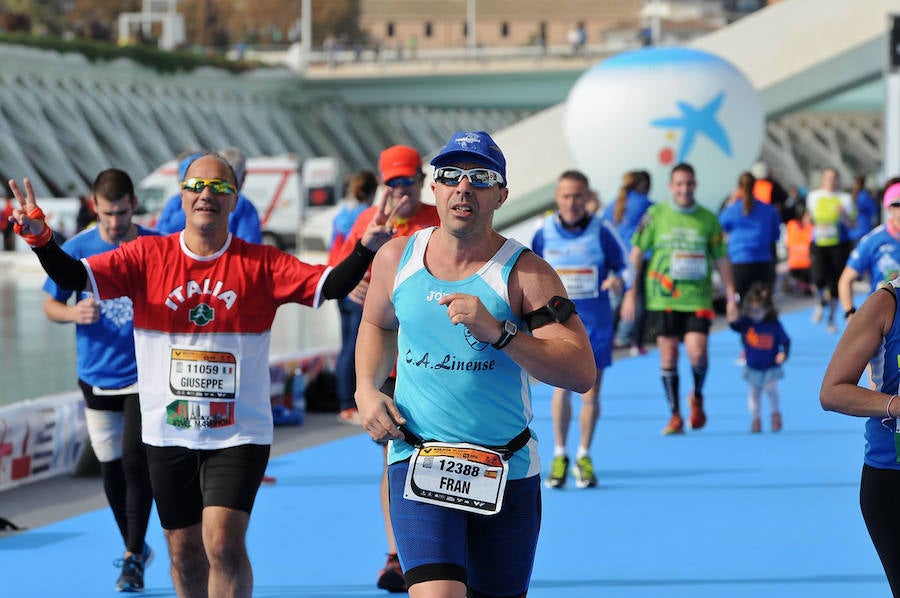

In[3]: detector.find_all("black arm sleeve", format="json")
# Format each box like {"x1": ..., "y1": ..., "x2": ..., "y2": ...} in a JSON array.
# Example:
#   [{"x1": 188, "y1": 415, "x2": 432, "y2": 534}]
[
  {"x1": 321, "y1": 240, "x2": 376, "y2": 300},
  {"x1": 32, "y1": 238, "x2": 88, "y2": 291}
]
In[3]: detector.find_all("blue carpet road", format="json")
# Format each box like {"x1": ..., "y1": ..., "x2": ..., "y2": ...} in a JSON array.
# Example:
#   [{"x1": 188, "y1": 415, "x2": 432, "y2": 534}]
[{"x1": 0, "y1": 301, "x2": 890, "y2": 597}]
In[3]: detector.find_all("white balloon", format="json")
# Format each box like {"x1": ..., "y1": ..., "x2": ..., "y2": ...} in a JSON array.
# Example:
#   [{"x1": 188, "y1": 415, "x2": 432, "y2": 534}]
[{"x1": 564, "y1": 46, "x2": 764, "y2": 211}]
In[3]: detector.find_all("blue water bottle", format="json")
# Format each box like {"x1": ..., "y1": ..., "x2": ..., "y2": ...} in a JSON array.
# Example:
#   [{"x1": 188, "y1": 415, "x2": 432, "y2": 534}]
[{"x1": 291, "y1": 367, "x2": 306, "y2": 426}]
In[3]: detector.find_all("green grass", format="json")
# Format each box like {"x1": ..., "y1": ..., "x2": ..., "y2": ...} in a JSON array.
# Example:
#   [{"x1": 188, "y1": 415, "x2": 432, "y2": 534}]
[{"x1": 0, "y1": 32, "x2": 265, "y2": 73}]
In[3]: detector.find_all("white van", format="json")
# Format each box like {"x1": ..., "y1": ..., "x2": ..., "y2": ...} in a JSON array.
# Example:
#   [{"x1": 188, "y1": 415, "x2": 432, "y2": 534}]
[
  {"x1": 296, "y1": 156, "x2": 342, "y2": 255},
  {"x1": 135, "y1": 155, "x2": 305, "y2": 250}
]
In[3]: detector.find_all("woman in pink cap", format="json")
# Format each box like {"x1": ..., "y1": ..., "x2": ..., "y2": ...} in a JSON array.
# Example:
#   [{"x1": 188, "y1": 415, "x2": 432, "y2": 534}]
[
  {"x1": 838, "y1": 181, "x2": 900, "y2": 326},
  {"x1": 821, "y1": 178, "x2": 900, "y2": 595}
]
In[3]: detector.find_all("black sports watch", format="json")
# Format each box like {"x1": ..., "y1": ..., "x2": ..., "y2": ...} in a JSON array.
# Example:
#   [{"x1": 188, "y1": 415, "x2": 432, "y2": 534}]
[
  {"x1": 492, "y1": 320, "x2": 518, "y2": 350},
  {"x1": 524, "y1": 295, "x2": 577, "y2": 331}
]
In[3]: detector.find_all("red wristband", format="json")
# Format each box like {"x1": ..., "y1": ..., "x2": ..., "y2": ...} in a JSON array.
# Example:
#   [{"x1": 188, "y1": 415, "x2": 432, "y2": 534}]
[{"x1": 13, "y1": 207, "x2": 53, "y2": 247}]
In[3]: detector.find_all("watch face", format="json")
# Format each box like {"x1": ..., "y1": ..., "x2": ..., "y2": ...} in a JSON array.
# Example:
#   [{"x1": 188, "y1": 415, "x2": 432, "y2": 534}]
[{"x1": 493, "y1": 319, "x2": 518, "y2": 349}]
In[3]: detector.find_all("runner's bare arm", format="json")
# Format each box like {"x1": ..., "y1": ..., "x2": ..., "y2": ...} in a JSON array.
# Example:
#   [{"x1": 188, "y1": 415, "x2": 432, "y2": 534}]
[
  {"x1": 43, "y1": 295, "x2": 100, "y2": 326},
  {"x1": 439, "y1": 251, "x2": 595, "y2": 393},
  {"x1": 821, "y1": 286, "x2": 894, "y2": 417},
  {"x1": 620, "y1": 245, "x2": 644, "y2": 322},
  {"x1": 355, "y1": 238, "x2": 407, "y2": 442},
  {"x1": 715, "y1": 254, "x2": 738, "y2": 319},
  {"x1": 507, "y1": 252, "x2": 595, "y2": 392}
]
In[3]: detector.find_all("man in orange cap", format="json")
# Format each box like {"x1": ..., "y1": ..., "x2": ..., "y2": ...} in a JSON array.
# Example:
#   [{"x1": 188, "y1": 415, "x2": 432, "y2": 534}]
[{"x1": 328, "y1": 144, "x2": 440, "y2": 593}]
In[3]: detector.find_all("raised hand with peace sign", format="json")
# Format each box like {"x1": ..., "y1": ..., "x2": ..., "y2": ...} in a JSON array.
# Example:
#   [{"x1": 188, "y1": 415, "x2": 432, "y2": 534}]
[
  {"x1": 7, "y1": 178, "x2": 53, "y2": 247},
  {"x1": 359, "y1": 193, "x2": 411, "y2": 252}
]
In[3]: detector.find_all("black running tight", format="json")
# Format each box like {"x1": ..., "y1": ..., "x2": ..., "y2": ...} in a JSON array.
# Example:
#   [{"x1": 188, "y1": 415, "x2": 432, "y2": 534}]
[
  {"x1": 121, "y1": 395, "x2": 153, "y2": 555},
  {"x1": 860, "y1": 464, "x2": 900, "y2": 596}
]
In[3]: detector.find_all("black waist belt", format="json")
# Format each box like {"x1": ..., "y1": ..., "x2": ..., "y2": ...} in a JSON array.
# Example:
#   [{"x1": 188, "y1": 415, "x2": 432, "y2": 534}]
[{"x1": 398, "y1": 425, "x2": 532, "y2": 461}]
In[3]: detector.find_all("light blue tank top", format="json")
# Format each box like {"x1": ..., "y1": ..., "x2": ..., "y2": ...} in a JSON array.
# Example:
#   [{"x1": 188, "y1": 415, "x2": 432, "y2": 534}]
[
  {"x1": 388, "y1": 227, "x2": 539, "y2": 479},
  {"x1": 540, "y1": 214, "x2": 613, "y2": 330}
]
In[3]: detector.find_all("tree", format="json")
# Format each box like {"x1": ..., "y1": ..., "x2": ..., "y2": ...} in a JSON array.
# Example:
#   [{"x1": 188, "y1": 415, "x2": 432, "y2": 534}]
[
  {"x1": 312, "y1": 0, "x2": 360, "y2": 46},
  {"x1": 1, "y1": 0, "x2": 361, "y2": 50}
]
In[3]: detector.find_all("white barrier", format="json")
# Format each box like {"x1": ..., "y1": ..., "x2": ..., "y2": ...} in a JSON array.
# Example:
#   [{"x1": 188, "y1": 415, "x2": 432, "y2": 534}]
[
  {"x1": 0, "y1": 348, "x2": 340, "y2": 493},
  {"x1": 0, "y1": 392, "x2": 88, "y2": 492}
]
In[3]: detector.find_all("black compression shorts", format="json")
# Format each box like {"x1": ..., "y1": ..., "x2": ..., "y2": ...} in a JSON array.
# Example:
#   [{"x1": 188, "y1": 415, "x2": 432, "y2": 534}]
[
  {"x1": 145, "y1": 443, "x2": 270, "y2": 529},
  {"x1": 646, "y1": 309, "x2": 713, "y2": 340}
]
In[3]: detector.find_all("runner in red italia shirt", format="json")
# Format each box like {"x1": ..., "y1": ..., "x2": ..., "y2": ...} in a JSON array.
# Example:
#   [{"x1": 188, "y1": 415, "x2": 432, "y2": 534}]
[{"x1": 8, "y1": 151, "x2": 399, "y2": 598}]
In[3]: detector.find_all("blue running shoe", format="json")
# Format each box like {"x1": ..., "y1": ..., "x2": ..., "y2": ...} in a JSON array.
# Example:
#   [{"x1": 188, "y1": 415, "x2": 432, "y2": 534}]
[{"x1": 115, "y1": 543, "x2": 153, "y2": 593}]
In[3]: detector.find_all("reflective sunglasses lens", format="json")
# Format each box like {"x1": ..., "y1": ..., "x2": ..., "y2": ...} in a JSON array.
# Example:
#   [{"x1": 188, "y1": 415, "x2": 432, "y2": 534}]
[
  {"x1": 182, "y1": 178, "x2": 205, "y2": 192},
  {"x1": 386, "y1": 176, "x2": 416, "y2": 188},
  {"x1": 433, "y1": 167, "x2": 502, "y2": 188},
  {"x1": 467, "y1": 169, "x2": 494, "y2": 188},
  {"x1": 434, "y1": 168, "x2": 463, "y2": 185},
  {"x1": 208, "y1": 180, "x2": 235, "y2": 194},
  {"x1": 182, "y1": 178, "x2": 234, "y2": 194}
]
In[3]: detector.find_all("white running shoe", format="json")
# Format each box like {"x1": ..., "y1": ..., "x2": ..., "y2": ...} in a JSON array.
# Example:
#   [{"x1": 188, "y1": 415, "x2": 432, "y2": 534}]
[{"x1": 811, "y1": 304, "x2": 824, "y2": 324}]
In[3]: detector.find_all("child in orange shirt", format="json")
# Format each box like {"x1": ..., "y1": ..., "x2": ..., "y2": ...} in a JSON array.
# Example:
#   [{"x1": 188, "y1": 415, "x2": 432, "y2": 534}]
[{"x1": 728, "y1": 282, "x2": 791, "y2": 433}]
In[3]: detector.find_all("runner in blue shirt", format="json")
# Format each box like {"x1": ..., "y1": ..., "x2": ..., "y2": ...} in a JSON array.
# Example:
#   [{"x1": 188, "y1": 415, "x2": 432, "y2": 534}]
[
  {"x1": 719, "y1": 172, "x2": 781, "y2": 299},
  {"x1": 602, "y1": 170, "x2": 652, "y2": 252},
  {"x1": 839, "y1": 182, "x2": 900, "y2": 325},
  {"x1": 848, "y1": 175, "x2": 879, "y2": 243},
  {"x1": 821, "y1": 275, "x2": 900, "y2": 595},
  {"x1": 42, "y1": 169, "x2": 160, "y2": 592},
  {"x1": 603, "y1": 170, "x2": 652, "y2": 352},
  {"x1": 327, "y1": 170, "x2": 377, "y2": 422},
  {"x1": 534, "y1": 169, "x2": 627, "y2": 489}
]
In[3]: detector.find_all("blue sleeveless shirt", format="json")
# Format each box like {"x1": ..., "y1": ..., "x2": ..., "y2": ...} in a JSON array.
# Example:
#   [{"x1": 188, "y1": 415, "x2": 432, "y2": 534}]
[
  {"x1": 388, "y1": 227, "x2": 539, "y2": 479},
  {"x1": 537, "y1": 214, "x2": 621, "y2": 332},
  {"x1": 865, "y1": 279, "x2": 900, "y2": 469}
]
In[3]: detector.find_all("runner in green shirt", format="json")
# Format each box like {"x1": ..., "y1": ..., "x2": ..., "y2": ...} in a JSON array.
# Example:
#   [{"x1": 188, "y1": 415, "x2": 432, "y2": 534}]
[{"x1": 621, "y1": 163, "x2": 737, "y2": 435}]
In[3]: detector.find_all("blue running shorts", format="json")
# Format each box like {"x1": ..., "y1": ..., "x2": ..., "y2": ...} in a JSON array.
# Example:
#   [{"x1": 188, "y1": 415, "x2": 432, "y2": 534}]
[{"x1": 388, "y1": 459, "x2": 541, "y2": 595}]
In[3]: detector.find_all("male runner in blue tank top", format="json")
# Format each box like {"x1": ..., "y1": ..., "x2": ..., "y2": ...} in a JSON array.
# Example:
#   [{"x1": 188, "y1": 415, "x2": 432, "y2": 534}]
[
  {"x1": 355, "y1": 130, "x2": 596, "y2": 597},
  {"x1": 532, "y1": 169, "x2": 628, "y2": 489}
]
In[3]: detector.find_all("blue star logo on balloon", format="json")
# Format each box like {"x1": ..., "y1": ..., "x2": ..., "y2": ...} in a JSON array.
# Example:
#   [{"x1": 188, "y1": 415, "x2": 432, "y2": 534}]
[
  {"x1": 650, "y1": 92, "x2": 732, "y2": 163},
  {"x1": 563, "y1": 47, "x2": 763, "y2": 211}
]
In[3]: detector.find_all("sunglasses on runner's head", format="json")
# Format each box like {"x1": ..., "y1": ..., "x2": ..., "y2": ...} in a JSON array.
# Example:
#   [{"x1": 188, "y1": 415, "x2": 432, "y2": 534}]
[
  {"x1": 385, "y1": 176, "x2": 418, "y2": 188},
  {"x1": 181, "y1": 178, "x2": 236, "y2": 195},
  {"x1": 432, "y1": 167, "x2": 505, "y2": 188}
]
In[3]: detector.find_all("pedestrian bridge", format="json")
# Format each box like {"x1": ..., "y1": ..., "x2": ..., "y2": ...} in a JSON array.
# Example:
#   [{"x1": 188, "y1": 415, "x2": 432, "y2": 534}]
[{"x1": 0, "y1": 0, "x2": 893, "y2": 230}]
